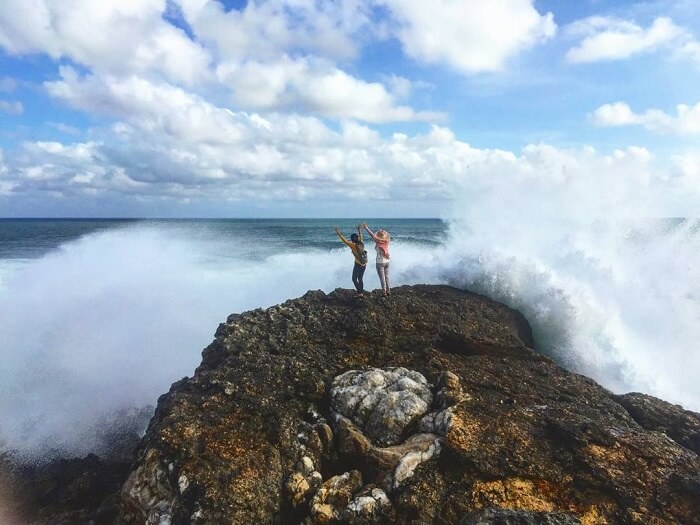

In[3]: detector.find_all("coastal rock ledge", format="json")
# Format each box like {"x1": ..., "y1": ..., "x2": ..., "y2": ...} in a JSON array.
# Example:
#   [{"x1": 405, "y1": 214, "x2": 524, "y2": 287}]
[{"x1": 6, "y1": 285, "x2": 699, "y2": 524}]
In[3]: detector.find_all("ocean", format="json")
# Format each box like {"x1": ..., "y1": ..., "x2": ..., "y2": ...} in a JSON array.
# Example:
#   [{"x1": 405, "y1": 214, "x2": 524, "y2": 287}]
[{"x1": 0, "y1": 217, "x2": 698, "y2": 458}]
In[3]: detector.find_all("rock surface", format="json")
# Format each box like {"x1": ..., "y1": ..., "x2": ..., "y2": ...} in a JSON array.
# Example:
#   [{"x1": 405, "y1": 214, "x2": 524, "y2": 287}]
[
  {"x1": 330, "y1": 367, "x2": 433, "y2": 446},
  {"x1": 116, "y1": 285, "x2": 699, "y2": 524},
  {"x1": 4, "y1": 285, "x2": 700, "y2": 524}
]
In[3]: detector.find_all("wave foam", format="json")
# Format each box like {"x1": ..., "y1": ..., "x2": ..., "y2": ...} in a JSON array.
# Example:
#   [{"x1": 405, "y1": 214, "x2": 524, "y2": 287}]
[{"x1": 0, "y1": 218, "x2": 698, "y2": 458}]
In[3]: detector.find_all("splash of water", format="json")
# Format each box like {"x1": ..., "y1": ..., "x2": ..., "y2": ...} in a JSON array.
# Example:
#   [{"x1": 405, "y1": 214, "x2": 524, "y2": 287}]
[
  {"x1": 0, "y1": 226, "x2": 352, "y2": 458},
  {"x1": 425, "y1": 142, "x2": 700, "y2": 410},
  {"x1": 1, "y1": 215, "x2": 698, "y2": 459},
  {"x1": 426, "y1": 218, "x2": 700, "y2": 406}
]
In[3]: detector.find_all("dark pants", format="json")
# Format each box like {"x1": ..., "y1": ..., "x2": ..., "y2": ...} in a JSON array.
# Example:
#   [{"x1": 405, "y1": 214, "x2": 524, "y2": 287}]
[{"x1": 352, "y1": 263, "x2": 366, "y2": 293}]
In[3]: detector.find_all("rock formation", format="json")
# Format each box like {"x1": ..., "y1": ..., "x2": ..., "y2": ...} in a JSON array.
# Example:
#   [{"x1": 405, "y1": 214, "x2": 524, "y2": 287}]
[
  {"x1": 4, "y1": 285, "x2": 699, "y2": 524},
  {"x1": 117, "y1": 285, "x2": 699, "y2": 524}
]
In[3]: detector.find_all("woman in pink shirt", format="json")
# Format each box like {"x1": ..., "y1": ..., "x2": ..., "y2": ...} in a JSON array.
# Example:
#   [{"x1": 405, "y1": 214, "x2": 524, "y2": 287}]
[{"x1": 363, "y1": 223, "x2": 391, "y2": 296}]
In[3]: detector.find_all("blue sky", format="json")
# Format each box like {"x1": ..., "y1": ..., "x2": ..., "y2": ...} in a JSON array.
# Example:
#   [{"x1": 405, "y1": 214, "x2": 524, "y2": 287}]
[{"x1": 0, "y1": 0, "x2": 699, "y2": 217}]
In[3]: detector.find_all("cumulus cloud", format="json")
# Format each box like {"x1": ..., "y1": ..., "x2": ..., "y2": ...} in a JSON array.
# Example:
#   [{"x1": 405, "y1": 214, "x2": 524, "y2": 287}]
[
  {"x1": 0, "y1": 100, "x2": 23, "y2": 114},
  {"x1": 380, "y1": 0, "x2": 556, "y2": 74},
  {"x1": 0, "y1": 0, "x2": 211, "y2": 85},
  {"x1": 2, "y1": 1, "x2": 699, "y2": 218},
  {"x1": 592, "y1": 101, "x2": 700, "y2": 134},
  {"x1": 7, "y1": 66, "x2": 680, "y2": 211},
  {"x1": 217, "y1": 58, "x2": 443, "y2": 122},
  {"x1": 178, "y1": 0, "x2": 437, "y2": 121},
  {"x1": 566, "y1": 16, "x2": 685, "y2": 63},
  {"x1": 0, "y1": 1, "x2": 557, "y2": 123},
  {"x1": 0, "y1": 1, "x2": 440, "y2": 123},
  {"x1": 4, "y1": 77, "x2": 697, "y2": 219},
  {"x1": 45, "y1": 67, "x2": 252, "y2": 145},
  {"x1": 678, "y1": 40, "x2": 700, "y2": 65},
  {"x1": 176, "y1": 0, "x2": 373, "y2": 62}
]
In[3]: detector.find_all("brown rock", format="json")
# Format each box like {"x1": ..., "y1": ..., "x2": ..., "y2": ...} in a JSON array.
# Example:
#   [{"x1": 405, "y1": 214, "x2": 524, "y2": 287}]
[
  {"x1": 8, "y1": 285, "x2": 697, "y2": 524},
  {"x1": 116, "y1": 285, "x2": 698, "y2": 525}
]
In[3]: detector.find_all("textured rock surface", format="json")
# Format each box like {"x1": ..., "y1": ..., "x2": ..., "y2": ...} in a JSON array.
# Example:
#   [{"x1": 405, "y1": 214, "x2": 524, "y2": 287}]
[
  {"x1": 613, "y1": 392, "x2": 700, "y2": 455},
  {"x1": 460, "y1": 508, "x2": 582, "y2": 524},
  {"x1": 0, "y1": 453, "x2": 132, "y2": 525},
  {"x1": 330, "y1": 367, "x2": 433, "y2": 446},
  {"x1": 0, "y1": 405, "x2": 149, "y2": 525},
  {"x1": 116, "y1": 285, "x2": 699, "y2": 525},
  {"x1": 5, "y1": 285, "x2": 700, "y2": 524}
]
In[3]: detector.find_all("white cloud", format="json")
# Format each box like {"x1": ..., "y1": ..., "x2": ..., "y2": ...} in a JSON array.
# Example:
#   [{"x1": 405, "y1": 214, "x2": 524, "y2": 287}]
[
  {"x1": 566, "y1": 16, "x2": 685, "y2": 63},
  {"x1": 5, "y1": 84, "x2": 696, "y2": 219},
  {"x1": 180, "y1": 1, "x2": 435, "y2": 122},
  {"x1": 295, "y1": 67, "x2": 440, "y2": 122},
  {"x1": 3, "y1": 1, "x2": 699, "y2": 216},
  {"x1": 380, "y1": 0, "x2": 556, "y2": 74},
  {"x1": 2, "y1": 0, "x2": 528, "y2": 123},
  {"x1": 0, "y1": 0, "x2": 211, "y2": 85},
  {"x1": 0, "y1": 100, "x2": 23, "y2": 114},
  {"x1": 0, "y1": 1, "x2": 439, "y2": 123},
  {"x1": 176, "y1": 0, "x2": 372, "y2": 62},
  {"x1": 678, "y1": 40, "x2": 700, "y2": 65},
  {"x1": 672, "y1": 151, "x2": 700, "y2": 187},
  {"x1": 592, "y1": 101, "x2": 700, "y2": 134}
]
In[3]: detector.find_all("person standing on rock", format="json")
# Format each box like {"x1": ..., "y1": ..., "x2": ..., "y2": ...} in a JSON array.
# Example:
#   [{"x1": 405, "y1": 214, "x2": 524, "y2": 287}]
[
  {"x1": 363, "y1": 224, "x2": 391, "y2": 296},
  {"x1": 335, "y1": 225, "x2": 368, "y2": 296}
]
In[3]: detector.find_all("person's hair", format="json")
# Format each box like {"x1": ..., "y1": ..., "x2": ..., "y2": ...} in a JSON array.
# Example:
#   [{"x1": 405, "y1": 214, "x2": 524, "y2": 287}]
[{"x1": 350, "y1": 233, "x2": 359, "y2": 242}]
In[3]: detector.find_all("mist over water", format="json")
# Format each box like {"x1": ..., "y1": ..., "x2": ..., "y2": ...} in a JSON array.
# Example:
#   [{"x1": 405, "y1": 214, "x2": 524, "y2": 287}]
[{"x1": 0, "y1": 213, "x2": 699, "y2": 459}]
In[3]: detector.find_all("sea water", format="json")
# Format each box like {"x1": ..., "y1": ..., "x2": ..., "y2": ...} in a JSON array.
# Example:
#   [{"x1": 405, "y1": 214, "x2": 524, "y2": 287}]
[{"x1": 0, "y1": 217, "x2": 697, "y2": 458}]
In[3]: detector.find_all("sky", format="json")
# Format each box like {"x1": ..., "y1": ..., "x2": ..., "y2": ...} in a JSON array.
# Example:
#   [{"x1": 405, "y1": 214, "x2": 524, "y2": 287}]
[{"x1": 0, "y1": 0, "x2": 699, "y2": 218}]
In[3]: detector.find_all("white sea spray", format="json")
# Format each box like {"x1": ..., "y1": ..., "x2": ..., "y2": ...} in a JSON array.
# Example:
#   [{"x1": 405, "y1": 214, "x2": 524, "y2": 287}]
[{"x1": 0, "y1": 213, "x2": 698, "y2": 459}]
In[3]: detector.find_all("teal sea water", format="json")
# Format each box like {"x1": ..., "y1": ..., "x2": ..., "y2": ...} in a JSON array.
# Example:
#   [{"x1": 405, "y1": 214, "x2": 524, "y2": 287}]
[
  {"x1": 1, "y1": 217, "x2": 698, "y2": 457},
  {"x1": 0, "y1": 218, "x2": 445, "y2": 261}
]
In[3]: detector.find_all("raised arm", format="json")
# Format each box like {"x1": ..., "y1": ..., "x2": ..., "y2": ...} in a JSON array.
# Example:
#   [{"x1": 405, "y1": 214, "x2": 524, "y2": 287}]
[
  {"x1": 356, "y1": 224, "x2": 363, "y2": 242},
  {"x1": 363, "y1": 223, "x2": 378, "y2": 242},
  {"x1": 335, "y1": 227, "x2": 353, "y2": 248}
]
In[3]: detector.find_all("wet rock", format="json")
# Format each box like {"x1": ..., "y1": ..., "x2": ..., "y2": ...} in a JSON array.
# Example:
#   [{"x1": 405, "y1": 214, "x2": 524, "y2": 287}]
[
  {"x1": 614, "y1": 392, "x2": 700, "y2": 454},
  {"x1": 13, "y1": 285, "x2": 697, "y2": 524},
  {"x1": 0, "y1": 450, "x2": 134, "y2": 525}
]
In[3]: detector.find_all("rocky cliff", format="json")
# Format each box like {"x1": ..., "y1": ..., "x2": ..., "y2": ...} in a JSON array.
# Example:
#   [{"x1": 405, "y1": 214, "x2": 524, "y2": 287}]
[
  {"x1": 116, "y1": 285, "x2": 699, "y2": 525},
  {"x1": 5, "y1": 285, "x2": 700, "y2": 524}
]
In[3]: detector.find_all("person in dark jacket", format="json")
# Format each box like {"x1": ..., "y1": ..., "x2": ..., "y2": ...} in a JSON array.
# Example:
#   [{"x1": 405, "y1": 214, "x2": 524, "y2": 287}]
[{"x1": 335, "y1": 225, "x2": 367, "y2": 296}]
